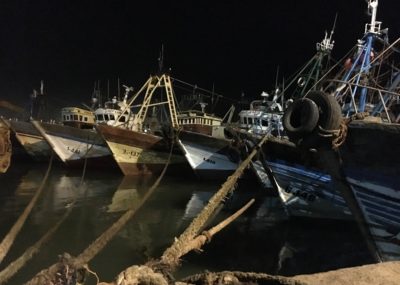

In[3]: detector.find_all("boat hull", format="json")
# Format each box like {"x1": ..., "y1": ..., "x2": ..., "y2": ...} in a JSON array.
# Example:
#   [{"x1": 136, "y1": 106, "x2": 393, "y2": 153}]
[
  {"x1": 96, "y1": 124, "x2": 188, "y2": 176},
  {"x1": 7, "y1": 120, "x2": 51, "y2": 161},
  {"x1": 178, "y1": 130, "x2": 239, "y2": 180},
  {"x1": 34, "y1": 122, "x2": 113, "y2": 167},
  {"x1": 237, "y1": 132, "x2": 352, "y2": 220},
  {"x1": 337, "y1": 121, "x2": 400, "y2": 260}
]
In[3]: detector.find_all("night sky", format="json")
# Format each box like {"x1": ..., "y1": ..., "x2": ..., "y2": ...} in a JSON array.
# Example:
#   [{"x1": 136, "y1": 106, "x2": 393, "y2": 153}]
[{"x1": 0, "y1": 0, "x2": 399, "y2": 112}]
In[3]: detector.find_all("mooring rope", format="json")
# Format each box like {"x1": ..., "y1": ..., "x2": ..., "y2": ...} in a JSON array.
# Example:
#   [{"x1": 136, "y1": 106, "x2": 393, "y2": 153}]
[
  {"x1": 24, "y1": 134, "x2": 176, "y2": 285},
  {"x1": 0, "y1": 151, "x2": 54, "y2": 265},
  {"x1": 160, "y1": 134, "x2": 269, "y2": 269},
  {"x1": 182, "y1": 271, "x2": 308, "y2": 285},
  {"x1": 0, "y1": 136, "x2": 92, "y2": 284}
]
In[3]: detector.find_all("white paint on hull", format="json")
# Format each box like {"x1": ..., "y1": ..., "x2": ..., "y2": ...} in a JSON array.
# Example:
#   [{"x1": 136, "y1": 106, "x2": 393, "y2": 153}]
[
  {"x1": 179, "y1": 140, "x2": 238, "y2": 171},
  {"x1": 46, "y1": 134, "x2": 110, "y2": 162},
  {"x1": 15, "y1": 132, "x2": 51, "y2": 159}
]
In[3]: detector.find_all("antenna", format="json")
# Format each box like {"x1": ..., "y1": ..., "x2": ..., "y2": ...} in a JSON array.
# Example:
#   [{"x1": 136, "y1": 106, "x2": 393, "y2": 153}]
[
  {"x1": 275, "y1": 66, "x2": 280, "y2": 89},
  {"x1": 329, "y1": 13, "x2": 338, "y2": 42},
  {"x1": 158, "y1": 44, "x2": 164, "y2": 73},
  {"x1": 365, "y1": 0, "x2": 381, "y2": 34},
  {"x1": 316, "y1": 14, "x2": 336, "y2": 52},
  {"x1": 107, "y1": 79, "x2": 110, "y2": 101},
  {"x1": 117, "y1": 77, "x2": 121, "y2": 100},
  {"x1": 40, "y1": 80, "x2": 44, "y2": 95},
  {"x1": 122, "y1": 85, "x2": 134, "y2": 104},
  {"x1": 211, "y1": 83, "x2": 215, "y2": 105},
  {"x1": 281, "y1": 77, "x2": 285, "y2": 108}
]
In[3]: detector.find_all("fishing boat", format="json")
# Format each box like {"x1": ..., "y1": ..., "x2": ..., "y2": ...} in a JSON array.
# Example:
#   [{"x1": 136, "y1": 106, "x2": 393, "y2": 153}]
[
  {"x1": 279, "y1": 0, "x2": 400, "y2": 261},
  {"x1": 33, "y1": 88, "x2": 134, "y2": 167},
  {"x1": 96, "y1": 74, "x2": 188, "y2": 176},
  {"x1": 232, "y1": 23, "x2": 354, "y2": 219},
  {"x1": 238, "y1": 91, "x2": 284, "y2": 137},
  {"x1": 3, "y1": 82, "x2": 53, "y2": 161},
  {"x1": 176, "y1": 102, "x2": 239, "y2": 180}
]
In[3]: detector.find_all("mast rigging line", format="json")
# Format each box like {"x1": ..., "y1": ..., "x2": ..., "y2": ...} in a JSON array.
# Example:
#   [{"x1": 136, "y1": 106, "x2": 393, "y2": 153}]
[{"x1": 170, "y1": 77, "x2": 240, "y2": 104}]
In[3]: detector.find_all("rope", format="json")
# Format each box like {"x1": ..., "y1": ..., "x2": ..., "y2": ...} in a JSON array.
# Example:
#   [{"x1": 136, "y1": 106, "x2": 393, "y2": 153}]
[
  {"x1": 330, "y1": 112, "x2": 370, "y2": 150},
  {"x1": 160, "y1": 134, "x2": 269, "y2": 269},
  {"x1": 0, "y1": 151, "x2": 54, "y2": 265},
  {"x1": 0, "y1": 140, "x2": 91, "y2": 283},
  {"x1": 182, "y1": 271, "x2": 308, "y2": 285},
  {"x1": 24, "y1": 134, "x2": 176, "y2": 285}
]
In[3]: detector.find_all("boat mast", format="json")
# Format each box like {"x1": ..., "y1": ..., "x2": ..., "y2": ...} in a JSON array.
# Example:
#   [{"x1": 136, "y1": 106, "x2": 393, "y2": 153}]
[{"x1": 339, "y1": 0, "x2": 382, "y2": 114}]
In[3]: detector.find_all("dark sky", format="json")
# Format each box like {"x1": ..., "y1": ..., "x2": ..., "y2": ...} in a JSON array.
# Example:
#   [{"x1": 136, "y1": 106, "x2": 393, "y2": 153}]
[{"x1": 0, "y1": 0, "x2": 399, "y2": 109}]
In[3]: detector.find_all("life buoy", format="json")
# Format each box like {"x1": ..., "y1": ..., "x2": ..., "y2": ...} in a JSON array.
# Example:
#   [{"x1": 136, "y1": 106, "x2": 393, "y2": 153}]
[{"x1": 282, "y1": 98, "x2": 319, "y2": 140}]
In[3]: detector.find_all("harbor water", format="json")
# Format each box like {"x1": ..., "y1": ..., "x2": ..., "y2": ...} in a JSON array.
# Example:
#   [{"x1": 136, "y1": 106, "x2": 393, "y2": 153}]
[{"x1": 0, "y1": 161, "x2": 374, "y2": 284}]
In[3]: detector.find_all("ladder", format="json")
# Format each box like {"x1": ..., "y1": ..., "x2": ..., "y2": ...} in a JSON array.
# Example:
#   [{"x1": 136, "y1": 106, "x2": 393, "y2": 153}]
[
  {"x1": 163, "y1": 75, "x2": 179, "y2": 128},
  {"x1": 134, "y1": 77, "x2": 158, "y2": 130},
  {"x1": 133, "y1": 74, "x2": 180, "y2": 131}
]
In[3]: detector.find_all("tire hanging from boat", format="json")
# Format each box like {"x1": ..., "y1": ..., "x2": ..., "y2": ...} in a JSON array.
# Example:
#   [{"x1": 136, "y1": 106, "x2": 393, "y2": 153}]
[
  {"x1": 282, "y1": 97, "x2": 320, "y2": 140},
  {"x1": 282, "y1": 91, "x2": 343, "y2": 148},
  {"x1": 301, "y1": 91, "x2": 343, "y2": 148}
]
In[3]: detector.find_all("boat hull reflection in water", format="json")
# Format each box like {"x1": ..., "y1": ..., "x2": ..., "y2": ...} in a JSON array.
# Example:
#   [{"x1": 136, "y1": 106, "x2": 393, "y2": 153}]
[{"x1": 0, "y1": 163, "x2": 373, "y2": 284}]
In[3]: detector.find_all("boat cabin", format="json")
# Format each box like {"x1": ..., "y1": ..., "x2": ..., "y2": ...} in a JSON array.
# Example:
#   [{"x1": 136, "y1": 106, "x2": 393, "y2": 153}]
[
  {"x1": 61, "y1": 107, "x2": 95, "y2": 129},
  {"x1": 94, "y1": 97, "x2": 132, "y2": 127},
  {"x1": 239, "y1": 99, "x2": 283, "y2": 136},
  {"x1": 178, "y1": 110, "x2": 222, "y2": 136}
]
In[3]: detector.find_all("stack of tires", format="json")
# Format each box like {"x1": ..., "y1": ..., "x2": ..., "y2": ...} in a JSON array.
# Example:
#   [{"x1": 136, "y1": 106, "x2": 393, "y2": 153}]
[{"x1": 282, "y1": 91, "x2": 342, "y2": 148}]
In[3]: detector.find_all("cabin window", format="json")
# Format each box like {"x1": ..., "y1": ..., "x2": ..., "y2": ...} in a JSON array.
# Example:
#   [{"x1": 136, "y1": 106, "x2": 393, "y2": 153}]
[
  {"x1": 63, "y1": 115, "x2": 66, "y2": 121},
  {"x1": 104, "y1": 114, "x2": 109, "y2": 121},
  {"x1": 79, "y1": 115, "x2": 82, "y2": 121},
  {"x1": 96, "y1": 114, "x2": 104, "y2": 121},
  {"x1": 248, "y1": 118, "x2": 253, "y2": 125},
  {"x1": 84, "y1": 117, "x2": 88, "y2": 122},
  {"x1": 261, "y1": 119, "x2": 269, "y2": 127},
  {"x1": 119, "y1": 116, "x2": 126, "y2": 122},
  {"x1": 110, "y1": 115, "x2": 115, "y2": 120},
  {"x1": 73, "y1": 115, "x2": 78, "y2": 121}
]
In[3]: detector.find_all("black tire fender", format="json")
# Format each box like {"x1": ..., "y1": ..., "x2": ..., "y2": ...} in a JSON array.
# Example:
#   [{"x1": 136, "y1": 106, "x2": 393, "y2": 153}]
[
  {"x1": 306, "y1": 91, "x2": 342, "y2": 131},
  {"x1": 283, "y1": 97, "x2": 319, "y2": 138},
  {"x1": 300, "y1": 91, "x2": 343, "y2": 148}
]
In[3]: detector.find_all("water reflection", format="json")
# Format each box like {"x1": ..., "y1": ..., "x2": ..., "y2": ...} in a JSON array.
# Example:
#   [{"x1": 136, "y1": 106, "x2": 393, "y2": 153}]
[{"x1": 0, "y1": 163, "x2": 373, "y2": 284}]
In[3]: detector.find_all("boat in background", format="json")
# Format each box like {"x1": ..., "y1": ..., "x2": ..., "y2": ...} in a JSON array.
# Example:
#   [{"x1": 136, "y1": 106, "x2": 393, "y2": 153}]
[
  {"x1": 235, "y1": 23, "x2": 353, "y2": 220},
  {"x1": 238, "y1": 91, "x2": 284, "y2": 137},
  {"x1": 33, "y1": 86, "x2": 134, "y2": 168},
  {"x1": 279, "y1": 0, "x2": 400, "y2": 261},
  {"x1": 2, "y1": 81, "x2": 54, "y2": 161},
  {"x1": 177, "y1": 102, "x2": 239, "y2": 180},
  {"x1": 96, "y1": 74, "x2": 188, "y2": 176}
]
